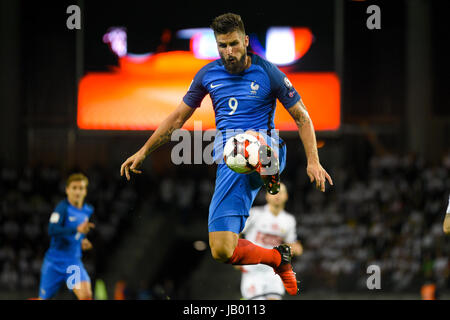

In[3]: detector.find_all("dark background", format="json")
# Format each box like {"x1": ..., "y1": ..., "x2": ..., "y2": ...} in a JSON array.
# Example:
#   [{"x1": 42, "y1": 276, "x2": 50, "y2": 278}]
[{"x1": 0, "y1": 0, "x2": 449, "y2": 299}]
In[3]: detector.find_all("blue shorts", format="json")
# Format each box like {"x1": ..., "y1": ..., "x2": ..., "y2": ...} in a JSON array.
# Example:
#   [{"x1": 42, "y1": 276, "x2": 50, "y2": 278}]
[
  {"x1": 38, "y1": 257, "x2": 90, "y2": 299},
  {"x1": 208, "y1": 137, "x2": 286, "y2": 234}
]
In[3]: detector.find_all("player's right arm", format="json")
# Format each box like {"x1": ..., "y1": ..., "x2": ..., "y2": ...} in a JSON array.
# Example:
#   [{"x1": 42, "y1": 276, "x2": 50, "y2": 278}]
[
  {"x1": 48, "y1": 202, "x2": 76, "y2": 237},
  {"x1": 121, "y1": 62, "x2": 211, "y2": 180},
  {"x1": 120, "y1": 101, "x2": 196, "y2": 180}
]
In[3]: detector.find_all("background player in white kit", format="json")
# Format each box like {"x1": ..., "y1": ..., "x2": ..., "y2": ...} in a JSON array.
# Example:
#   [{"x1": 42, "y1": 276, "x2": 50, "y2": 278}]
[{"x1": 238, "y1": 183, "x2": 303, "y2": 300}]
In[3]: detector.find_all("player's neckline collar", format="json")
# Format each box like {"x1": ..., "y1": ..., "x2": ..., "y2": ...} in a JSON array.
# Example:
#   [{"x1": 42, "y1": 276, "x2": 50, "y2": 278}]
[{"x1": 66, "y1": 198, "x2": 84, "y2": 210}]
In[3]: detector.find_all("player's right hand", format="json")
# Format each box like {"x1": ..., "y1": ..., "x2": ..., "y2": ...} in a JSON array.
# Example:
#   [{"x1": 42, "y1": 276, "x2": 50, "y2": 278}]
[
  {"x1": 77, "y1": 220, "x2": 95, "y2": 234},
  {"x1": 120, "y1": 150, "x2": 146, "y2": 181}
]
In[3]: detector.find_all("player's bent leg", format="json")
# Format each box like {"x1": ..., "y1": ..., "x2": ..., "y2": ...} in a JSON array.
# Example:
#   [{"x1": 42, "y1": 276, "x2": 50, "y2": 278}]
[
  {"x1": 208, "y1": 216, "x2": 282, "y2": 267},
  {"x1": 73, "y1": 281, "x2": 93, "y2": 300},
  {"x1": 227, "y1": 239, "x2": 281, "y2": 267},
  {"x1": 209, "y1": 231, "x2": 239, "y2": 262},
  {"x1": 209, "y1": 232, "x2": 283, "y2": 268}
]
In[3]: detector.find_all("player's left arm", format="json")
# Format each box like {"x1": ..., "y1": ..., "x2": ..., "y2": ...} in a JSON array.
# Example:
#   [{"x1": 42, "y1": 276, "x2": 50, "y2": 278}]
[{"x1": 287, "y1": 99, "x2": 333, "y2": 192}]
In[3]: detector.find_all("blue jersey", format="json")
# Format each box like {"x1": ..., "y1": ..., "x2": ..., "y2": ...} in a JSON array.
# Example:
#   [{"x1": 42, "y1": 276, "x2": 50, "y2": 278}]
[
  {"x1": 183, "y1": 52, "x2": 301, "y2": 158},
  {"x1": 44, "y1": 199, "x2": 93, "y2": 262}
]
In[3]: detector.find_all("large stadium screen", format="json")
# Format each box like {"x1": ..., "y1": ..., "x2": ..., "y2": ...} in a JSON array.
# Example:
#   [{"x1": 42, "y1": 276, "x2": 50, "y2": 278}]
[{"x1": 78, "y1": 26, "x2": 340, "y2": 131}]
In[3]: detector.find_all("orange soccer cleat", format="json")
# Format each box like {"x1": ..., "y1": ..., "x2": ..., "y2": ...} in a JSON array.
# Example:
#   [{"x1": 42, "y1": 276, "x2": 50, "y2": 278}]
[{"x1": 273, "y1": 244, "x2": 300, "y2": 295}]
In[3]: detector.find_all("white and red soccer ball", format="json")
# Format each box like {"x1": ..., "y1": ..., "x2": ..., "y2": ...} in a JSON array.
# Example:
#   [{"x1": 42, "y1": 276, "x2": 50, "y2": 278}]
[{"x1": 223, "y1": 132, "x2": 264, "y2": 174}]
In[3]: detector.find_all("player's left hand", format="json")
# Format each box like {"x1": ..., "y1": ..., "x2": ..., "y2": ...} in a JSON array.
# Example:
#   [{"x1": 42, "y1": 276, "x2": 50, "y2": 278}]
[
  {"x1": 306, "y1": 161, "x2": 333, "y2": 192},
  {"x1": 81, "y1": 239, "x2": 93, "y2": 251},
  {"x1": 120, "y1": 150, "x2": 146, "y2": 181}
]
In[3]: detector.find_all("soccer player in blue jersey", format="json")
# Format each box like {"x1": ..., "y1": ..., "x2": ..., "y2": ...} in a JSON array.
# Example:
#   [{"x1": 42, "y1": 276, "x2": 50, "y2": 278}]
[
  {"x1": 120, "y1": 13, "x2": 333, "y2": 295},
  {"x1": 38, "y1": 173, "x2": 95, "y2": 300}
]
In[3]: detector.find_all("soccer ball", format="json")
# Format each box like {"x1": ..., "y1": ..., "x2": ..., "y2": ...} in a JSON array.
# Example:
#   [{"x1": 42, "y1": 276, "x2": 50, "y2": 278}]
[{"x1": 223, "y1": 133, "x2": 261, "y2": 174}]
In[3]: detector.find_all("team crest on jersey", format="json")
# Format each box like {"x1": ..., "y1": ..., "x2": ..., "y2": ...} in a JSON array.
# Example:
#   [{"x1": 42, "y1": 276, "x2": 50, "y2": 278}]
[
  {"x1": 250, "y1": 81, "x2": 259, "y2": 95},
  {"x1": 284, "y1": 77, "x2": 293, "y2": 89}
]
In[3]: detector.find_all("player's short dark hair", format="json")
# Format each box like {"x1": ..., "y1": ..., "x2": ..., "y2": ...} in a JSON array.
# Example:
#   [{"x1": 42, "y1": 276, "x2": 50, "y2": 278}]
[
  {"x1": 66, "y1": 173, "x2": 89, "y2": 187},
  {"x1": 210, "y1": 13, "x2": 245, "y2": 36}
]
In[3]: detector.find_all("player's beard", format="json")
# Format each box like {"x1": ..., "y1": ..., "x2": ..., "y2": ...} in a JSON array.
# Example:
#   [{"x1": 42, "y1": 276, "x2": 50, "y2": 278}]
[{"x1": 221, "y1": 50, "x2": 248, "y2": 74}]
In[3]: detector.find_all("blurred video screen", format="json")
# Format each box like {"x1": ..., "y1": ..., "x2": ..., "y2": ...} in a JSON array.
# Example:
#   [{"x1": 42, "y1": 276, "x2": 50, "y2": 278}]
[{"x1": 78, "y1": 2, "x2": 340, "y2": 131}]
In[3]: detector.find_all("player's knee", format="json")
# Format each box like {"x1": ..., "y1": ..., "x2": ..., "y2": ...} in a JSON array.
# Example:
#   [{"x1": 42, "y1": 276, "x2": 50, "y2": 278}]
[{"x1": 210, "y1": 244, "x2": 235, "y2": 263}]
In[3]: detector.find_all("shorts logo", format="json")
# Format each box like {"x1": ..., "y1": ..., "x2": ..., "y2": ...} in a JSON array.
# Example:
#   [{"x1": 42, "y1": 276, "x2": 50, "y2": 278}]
[{"x1": 284, "y1": 77, "x2": 293, "y2": 89}]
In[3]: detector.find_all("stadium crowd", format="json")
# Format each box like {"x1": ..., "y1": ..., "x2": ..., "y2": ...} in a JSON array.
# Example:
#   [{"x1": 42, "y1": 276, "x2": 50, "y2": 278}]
[
  {"x1": 0, "y1": 149, "x2": 449, "y2": 296},
  {"x1": 292, "y1": 151, "x2": 450, "y2": 292}
]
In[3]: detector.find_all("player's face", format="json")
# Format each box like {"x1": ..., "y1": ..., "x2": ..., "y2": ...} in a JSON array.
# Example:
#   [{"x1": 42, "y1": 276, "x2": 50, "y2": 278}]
[
  {"x1": 216, "y1": 30, "x2": 249, "y2": 74},
  {"x1": 266, "y1": 184, "x2": 288, "y2": 207},
  {"x1": 66, "y1": 180, "x2": 87, "y2": 206}
]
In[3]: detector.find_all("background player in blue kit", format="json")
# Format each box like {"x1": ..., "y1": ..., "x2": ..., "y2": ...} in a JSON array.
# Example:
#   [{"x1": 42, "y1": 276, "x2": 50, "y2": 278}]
[
  {"x1": 120, "y1": 13, "x2": 333, "y2": 295},
  {"x1": 38, "y1": 173, "x2": 95, "y2": 300}
]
